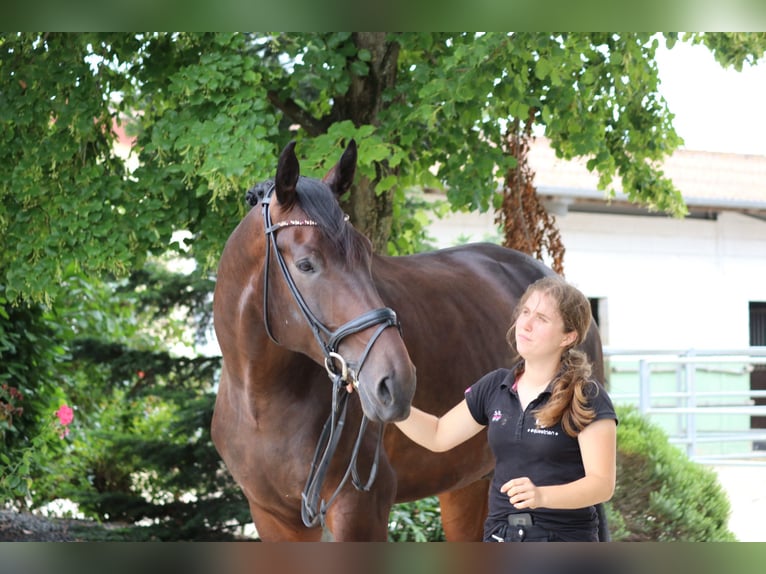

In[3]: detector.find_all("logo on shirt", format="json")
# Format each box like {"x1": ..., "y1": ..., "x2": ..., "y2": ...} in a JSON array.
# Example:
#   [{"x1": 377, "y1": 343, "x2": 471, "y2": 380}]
[
  {"x1": 527, "y1": 419, "x2": 558, "y2": 436},
  {"x1": 527, "y1": 427, "x2": 559, "y2": 436},
  {"x1": 491, "y1": 410, "x2": 502, "y2": 422}
]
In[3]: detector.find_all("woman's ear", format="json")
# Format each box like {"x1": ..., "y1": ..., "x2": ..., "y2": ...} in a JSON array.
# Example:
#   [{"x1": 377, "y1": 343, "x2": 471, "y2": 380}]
[{"x1": 561, "y1": 331, "x2": 578, "y2": 348}]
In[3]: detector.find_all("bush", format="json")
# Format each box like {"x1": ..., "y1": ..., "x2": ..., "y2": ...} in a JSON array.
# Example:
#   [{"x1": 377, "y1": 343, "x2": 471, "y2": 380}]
[
  {"x1": 388, "y1": 496, "x2": 445, "y2": 541},
  {"x1": 608, "y1": 405, "x2": 736, "y2": 541}
]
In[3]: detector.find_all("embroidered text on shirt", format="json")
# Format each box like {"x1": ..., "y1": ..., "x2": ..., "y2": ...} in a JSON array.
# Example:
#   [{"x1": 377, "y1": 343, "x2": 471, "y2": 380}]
[{"x1": 527, "y1": 427, "x2": 558, "y2": 436}]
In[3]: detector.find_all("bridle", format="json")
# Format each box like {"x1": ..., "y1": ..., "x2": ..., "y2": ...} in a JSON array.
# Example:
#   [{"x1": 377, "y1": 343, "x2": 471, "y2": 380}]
[{"x1": 256, "y1": 181, "x2": 401, "y2": 528}]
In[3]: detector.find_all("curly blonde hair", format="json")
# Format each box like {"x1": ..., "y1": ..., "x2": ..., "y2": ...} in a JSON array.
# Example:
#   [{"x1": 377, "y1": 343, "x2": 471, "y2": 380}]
[{"x1": 505, "y1": 276, "x2": 597, "y2": 437}]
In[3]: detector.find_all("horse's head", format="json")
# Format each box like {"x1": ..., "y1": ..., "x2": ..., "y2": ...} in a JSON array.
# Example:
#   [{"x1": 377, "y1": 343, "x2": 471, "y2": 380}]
[{"x1": 257, "y1": 139, "x2": 416, "y2": 423}]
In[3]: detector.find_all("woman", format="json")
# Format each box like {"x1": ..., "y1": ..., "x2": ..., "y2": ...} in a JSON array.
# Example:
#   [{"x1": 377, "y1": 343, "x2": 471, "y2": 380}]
[{"x1": 393, "y1": 276, "x2": 617, "y2": 542}]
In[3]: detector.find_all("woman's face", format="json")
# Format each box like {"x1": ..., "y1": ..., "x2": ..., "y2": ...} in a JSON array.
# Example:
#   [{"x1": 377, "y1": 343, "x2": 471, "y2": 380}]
[{"x1": 515, "y1": 290, "x2": 574, "y2": 361}]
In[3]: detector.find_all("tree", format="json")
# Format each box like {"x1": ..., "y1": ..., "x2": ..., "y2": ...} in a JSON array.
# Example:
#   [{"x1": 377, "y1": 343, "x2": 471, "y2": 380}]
[{"x1": 3, "y1": 32, "x2": 766, "y2": 302}]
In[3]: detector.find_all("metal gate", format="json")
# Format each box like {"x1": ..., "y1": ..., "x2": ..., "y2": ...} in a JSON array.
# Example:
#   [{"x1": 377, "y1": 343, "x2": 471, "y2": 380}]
[{"x1": 605, "y1": 347, "x2": 766, "y2": 465}]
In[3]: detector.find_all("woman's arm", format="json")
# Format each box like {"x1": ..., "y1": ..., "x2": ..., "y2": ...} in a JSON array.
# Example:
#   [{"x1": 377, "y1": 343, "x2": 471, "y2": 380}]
[
  {"x1": 500, "y1": 417, "x2": 617, "y2": 509},
  {"x1": 393, "y1": 399, "x2": 485, "y2": 452}
]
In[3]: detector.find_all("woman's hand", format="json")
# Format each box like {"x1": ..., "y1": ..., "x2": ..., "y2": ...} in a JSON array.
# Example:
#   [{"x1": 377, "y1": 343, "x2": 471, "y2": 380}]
[{"x1": 500, "y1": 476, "x2": 543, "y2": 509}]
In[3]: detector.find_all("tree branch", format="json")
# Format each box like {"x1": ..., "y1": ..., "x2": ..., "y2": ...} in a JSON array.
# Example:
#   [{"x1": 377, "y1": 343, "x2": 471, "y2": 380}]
[{"x1": 267, "y1": 90, "x2": 328, "y2": 137}]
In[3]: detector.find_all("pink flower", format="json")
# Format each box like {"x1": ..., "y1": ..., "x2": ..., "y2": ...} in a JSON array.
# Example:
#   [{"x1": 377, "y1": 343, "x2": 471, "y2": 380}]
[{"x1": 55, "y1": 404, "x2": 74, "y2": 427}]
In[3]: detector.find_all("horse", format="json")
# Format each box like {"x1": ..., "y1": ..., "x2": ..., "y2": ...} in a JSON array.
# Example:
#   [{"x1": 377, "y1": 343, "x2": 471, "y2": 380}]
[{"x1": 211, "y1": 139, "x2": 606, "y2": 542}]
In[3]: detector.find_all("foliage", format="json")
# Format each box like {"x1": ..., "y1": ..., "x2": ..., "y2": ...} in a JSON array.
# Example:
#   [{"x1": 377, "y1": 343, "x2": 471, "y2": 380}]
[
  {"x1": 670, "y1": 32, "x2": 766, "y2": 70},
  {"x1": 387, "y1": 185, "x2": 447, "y2": 255},
  {"x1": 4, "y1": 32, "x2": 766, "y2": 303},
  {"x1": 608, "y1": 405, "x2": 736, "y2": 542},
  {"x1": 388, "y1": 496, "x2": 445, "y2": 542},
  {"x1": 55, "y1": 382, "x2": 250, "y2": 540},
  {"x1": 0, "y1": 285, "x2": 72, "y2": 503},
  {"x1": 0, "y1": 405, "x2": 74, "y2": 504},
  {"x1": 1, "y1": 261, "x2": 250, "y2": 539}
]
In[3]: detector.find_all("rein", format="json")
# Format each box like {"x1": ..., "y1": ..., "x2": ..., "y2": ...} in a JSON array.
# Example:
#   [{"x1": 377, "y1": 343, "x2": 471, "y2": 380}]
[{"x1": 257, "y1": 182, "x2": 399, "y2": 528}]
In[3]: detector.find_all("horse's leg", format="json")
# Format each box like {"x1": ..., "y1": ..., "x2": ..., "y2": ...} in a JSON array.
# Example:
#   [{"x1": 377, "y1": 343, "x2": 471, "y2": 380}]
[
  {"x1": 438, "y1": 478, "x2": 490, "y2": 541},
  {"x1": 324, "y1": 491, "x2": 392, "y2": 541},
  {"x1": 249, "y1": 504, "x2": 323, "y2": 542},
  {"x1": 323, "y1": 457, "x2": 396, "y2": 541}
]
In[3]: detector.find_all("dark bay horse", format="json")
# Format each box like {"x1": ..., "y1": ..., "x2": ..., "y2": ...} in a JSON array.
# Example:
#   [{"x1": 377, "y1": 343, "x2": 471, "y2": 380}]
[{"x1": 211, "y1": 140, "x2": 605, "y2": 541}]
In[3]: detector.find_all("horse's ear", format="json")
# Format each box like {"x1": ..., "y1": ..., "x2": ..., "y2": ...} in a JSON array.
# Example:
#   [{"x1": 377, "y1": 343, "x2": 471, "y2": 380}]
[
  {"x1": 275, "y1": 140, "x2": 299, "y2": 208},
  {"x1": 323, "y1": 139, "x2": 357, "y2": 199}
]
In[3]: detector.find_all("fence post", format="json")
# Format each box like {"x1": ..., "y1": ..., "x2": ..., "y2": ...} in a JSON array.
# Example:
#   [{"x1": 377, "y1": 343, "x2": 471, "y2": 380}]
[
  {"x1": 639, "y1": 359, "x2": 650, "y2": 414},
  {"x1": 685, "y1": 350, "x2": 698, "y2": 458}
]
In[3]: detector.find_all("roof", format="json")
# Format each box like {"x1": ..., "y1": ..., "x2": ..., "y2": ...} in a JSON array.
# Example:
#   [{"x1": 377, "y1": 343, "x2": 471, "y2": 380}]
[{"x1": 528, "y1": 137, "x2": 766, "y2": 217}]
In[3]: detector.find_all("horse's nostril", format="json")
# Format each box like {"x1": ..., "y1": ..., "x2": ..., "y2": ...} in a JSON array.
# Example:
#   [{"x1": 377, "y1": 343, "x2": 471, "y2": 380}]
[{"x1": 377, "y1": 376, "x2": 393, "y2": 407}]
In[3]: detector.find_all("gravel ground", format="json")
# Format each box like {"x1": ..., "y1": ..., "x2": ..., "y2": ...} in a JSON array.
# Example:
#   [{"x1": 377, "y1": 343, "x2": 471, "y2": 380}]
[{"x1": 0, "y1": 509, "x2": 100, "y2": 541}]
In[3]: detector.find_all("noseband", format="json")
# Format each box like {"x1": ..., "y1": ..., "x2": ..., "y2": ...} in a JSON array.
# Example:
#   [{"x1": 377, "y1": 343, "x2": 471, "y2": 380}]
[{"x1": 255, "y1": 181, "x2": 401, "y2": 528}]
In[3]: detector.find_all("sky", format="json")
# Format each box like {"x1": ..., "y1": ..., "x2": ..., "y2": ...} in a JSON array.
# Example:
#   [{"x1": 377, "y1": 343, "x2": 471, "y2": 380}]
[{"x1": 655, "y1": 40, "x2": 766, "y2": 157}]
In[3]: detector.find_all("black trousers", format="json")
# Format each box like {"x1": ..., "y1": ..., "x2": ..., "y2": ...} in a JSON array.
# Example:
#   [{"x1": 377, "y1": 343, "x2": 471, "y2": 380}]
[
  {"x1": 485, "y1": 522, "x2": 556, "y2": 542},
  {"x1": 484, "y1": 514, "x2": 597, "y2": 542}
]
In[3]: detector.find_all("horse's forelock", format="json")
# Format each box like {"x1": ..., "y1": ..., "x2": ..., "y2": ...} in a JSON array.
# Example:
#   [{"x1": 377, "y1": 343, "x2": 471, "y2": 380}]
[
  {"x1": 295, "y1": 177, "x2": 365, "y2": 265},
  {"x1": 245, "y1": 180, "x2": 274, "y2": 208}
]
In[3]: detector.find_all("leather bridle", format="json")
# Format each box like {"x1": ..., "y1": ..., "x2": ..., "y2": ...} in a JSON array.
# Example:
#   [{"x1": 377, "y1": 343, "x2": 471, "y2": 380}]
[{"x1": 257, "y1": 181, "x2": 401, "y2": 528}]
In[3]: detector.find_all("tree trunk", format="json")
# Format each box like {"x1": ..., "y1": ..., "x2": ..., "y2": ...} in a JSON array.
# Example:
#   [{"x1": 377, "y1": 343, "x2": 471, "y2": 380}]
[
  {"x1": 268, "y1": 33, "x2": 400, "y2": 253},
  {"x1": 336, "y1": 33, "x2": 400, "y2": 253},
  {"x1": 344, "y1": 172, "x2": 392, "y2": 253}
]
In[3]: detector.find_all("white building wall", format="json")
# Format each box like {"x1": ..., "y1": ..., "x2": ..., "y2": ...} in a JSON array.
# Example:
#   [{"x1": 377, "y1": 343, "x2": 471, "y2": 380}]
[{"x1": 428, "y1": 209, "x2": 766, "y2": 351}]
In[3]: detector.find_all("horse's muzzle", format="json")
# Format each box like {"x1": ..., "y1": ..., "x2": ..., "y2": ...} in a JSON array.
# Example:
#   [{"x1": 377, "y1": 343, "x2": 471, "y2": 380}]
[{"x1": 358, "y1": 364, "x2": 416, "y2": 423}]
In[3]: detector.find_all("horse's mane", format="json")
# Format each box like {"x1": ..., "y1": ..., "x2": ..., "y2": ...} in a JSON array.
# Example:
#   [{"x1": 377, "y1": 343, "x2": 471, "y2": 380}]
[{"x1": 246, "y1": 177, "x2": 366, "y2": 266}]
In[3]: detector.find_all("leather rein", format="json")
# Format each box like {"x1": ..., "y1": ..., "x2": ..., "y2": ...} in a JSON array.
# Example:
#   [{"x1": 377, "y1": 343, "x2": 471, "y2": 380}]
[{"x1": 257, "y1": 182, "x2": 401, "y2": 528}]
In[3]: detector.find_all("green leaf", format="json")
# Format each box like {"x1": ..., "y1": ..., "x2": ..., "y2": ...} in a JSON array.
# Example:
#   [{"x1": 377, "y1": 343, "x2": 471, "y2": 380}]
[{"x1": 376, "y1": 175, "x2": 398, "y2": 194}]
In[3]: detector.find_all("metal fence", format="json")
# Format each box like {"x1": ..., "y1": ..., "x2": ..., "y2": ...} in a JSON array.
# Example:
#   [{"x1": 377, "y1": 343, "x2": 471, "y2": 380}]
[{"x1": 604, "y1": 347, "x2": 766, "y2": 466}]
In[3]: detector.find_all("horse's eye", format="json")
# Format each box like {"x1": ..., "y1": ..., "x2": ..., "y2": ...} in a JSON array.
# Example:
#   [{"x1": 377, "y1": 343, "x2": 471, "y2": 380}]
[{"x1": 296, "y1": 259, "x2": 315, "y2": 273}]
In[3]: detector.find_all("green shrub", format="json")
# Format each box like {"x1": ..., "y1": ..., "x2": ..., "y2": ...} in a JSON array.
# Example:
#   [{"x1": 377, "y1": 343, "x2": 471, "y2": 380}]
[
  {"x1": 608, "y1": 405, "x2": 735, "y2": 541},
  {"x1": 388, "y1": 496, "x2": 445, "y2": 541}
]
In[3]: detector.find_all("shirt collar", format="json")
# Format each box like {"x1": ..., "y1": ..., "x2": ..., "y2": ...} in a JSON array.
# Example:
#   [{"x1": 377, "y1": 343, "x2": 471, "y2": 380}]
[{"x1": 501, "y1": 360, "x2": 563, "y2": 394}]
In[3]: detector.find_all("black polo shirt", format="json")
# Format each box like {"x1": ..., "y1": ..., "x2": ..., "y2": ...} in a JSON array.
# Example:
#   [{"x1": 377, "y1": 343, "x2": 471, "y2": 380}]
[{"x1": 464, "y1": 362, "x2": 618, "y2": 540}]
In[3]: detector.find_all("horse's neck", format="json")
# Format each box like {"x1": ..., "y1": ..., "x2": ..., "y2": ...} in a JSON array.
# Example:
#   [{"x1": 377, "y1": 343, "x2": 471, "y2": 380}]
[{"x1": 225, "y1": 342, "x2": 327, "y2": 408}]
